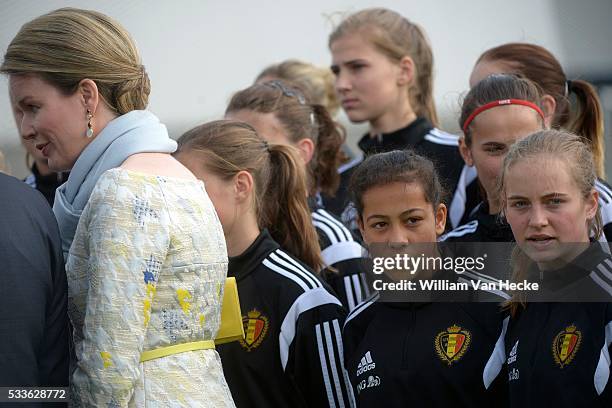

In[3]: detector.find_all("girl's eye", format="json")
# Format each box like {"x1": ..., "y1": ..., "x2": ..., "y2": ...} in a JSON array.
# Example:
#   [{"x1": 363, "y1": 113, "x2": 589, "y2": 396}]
[
  {"x1": 370, "y1": 222, "x2": 387, "y2": 229},
  {"x1": 405, "y1": 218, "x2": 422, "y2": 226},
  {"x1": 511, "y1": 201, "x2": 529, "y2": 209},
  {"x1": 484, "y1": 145, "x2": 505, "y2": 155},
  {"x1": 548, "y1": 197, "x2": 564, "y2": 206},
  {"x1": 28, "y1": 105, "x2": 39, "y2": 113}
]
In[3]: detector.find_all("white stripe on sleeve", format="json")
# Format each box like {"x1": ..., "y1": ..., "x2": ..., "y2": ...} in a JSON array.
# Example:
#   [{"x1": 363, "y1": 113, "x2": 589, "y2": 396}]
[
  {"x1": 321, "y1": 241, "x2": 364, "y2": 266},
  {"x1": 279, "y1": 287, "x2": 342, "y2": 369},
  {"x1": 483, "y1": 316, "x2": 509, "y2": 389},
  {"x1": 316, "y1": 324, "x2": 337, "y2": 408},
  {"x1": 594, "y1": 320, "x2": 612, "y2": 395},
  {"x1": 324, "y1": 321, "x2": 346, "y2": 408}
]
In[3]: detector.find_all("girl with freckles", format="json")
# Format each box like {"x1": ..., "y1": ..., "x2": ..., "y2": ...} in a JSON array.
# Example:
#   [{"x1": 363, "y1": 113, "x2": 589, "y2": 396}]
[{"x1": 483, "y1": 131, "x2": 612, "y2": 407}]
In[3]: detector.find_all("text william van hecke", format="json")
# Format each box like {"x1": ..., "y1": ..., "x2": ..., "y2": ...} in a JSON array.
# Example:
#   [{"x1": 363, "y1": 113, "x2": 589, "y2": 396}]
[{"x1": 373, "y1": 279, "x2": 539, "y2": 291}]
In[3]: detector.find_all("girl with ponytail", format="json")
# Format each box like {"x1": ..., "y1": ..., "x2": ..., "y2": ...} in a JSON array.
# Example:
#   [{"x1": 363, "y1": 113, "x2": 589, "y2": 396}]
[
  {"x1": 175, "y1": 120, "x2": 353, "y2": 408},
  {"x1": 326, "y1": 7, "x2": 464, "y2": 230},
  {"x1": 470, "y1": 43, "x2": 605, "y2": 177},
  {"x1": 451, "y1": 42, "x2": 609, "y2": 229},
  {"x1": 226, "y1": 80, "x2": 369, "y2": 312}
]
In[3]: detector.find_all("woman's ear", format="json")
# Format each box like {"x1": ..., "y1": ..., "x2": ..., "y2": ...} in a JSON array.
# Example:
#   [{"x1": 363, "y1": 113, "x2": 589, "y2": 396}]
[
  {"x1": 459, "y1": 136, "x2": 474, "y2": 167},
  {"x1": 233, "y1": 170, "x2": 254, "y2": 203},
  {"x1": 295, "y1": 138, "x2": 315, "y2": 164},
  {"x1": 397, "y1": 55, "x2": 415, "y2": 86},
  {"x1": 435, "y1": 203, "x2": 448, "y2": 236},
  {"x1": 541, "y1": 94, "x2": 556, "y2": 129},
  {"x1": 78, "y1": 79, "x2": 100, "y2": 113}
]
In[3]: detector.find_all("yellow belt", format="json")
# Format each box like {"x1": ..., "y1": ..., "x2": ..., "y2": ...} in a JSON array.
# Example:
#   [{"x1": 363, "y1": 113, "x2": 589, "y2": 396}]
[
  {"x1": 140, "y1": 340, "x2": 215, "y2": 362},
  {"x1": 140, "y1": 277, "x2": 245, "y2": 362}
]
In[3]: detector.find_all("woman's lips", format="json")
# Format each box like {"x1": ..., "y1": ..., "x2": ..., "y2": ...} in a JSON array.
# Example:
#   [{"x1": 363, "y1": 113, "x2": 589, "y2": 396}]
[
  {"x1": 526, "y1": 235, "x2": 556, "y2": 250},
  {"x1": 342, "y1": 98, "x2": 359, "y2": 109}
]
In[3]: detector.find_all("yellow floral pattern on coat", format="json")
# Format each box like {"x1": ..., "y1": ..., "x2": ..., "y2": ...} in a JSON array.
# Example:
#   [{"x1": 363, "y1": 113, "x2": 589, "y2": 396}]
[{"x1": 66, "y1": 169, "x2": 235, "y2": 407}]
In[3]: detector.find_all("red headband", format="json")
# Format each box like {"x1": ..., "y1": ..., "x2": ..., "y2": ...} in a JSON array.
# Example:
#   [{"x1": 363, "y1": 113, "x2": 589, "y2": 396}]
[{"x1": 462, "y1": 99, "x2": 545, "y2": 133}]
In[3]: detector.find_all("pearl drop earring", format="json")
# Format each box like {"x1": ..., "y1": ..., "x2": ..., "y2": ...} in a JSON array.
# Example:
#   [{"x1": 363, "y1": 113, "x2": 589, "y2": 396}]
[{"x1": 86, "y1": 109, "x2": 94, "y2": 138}]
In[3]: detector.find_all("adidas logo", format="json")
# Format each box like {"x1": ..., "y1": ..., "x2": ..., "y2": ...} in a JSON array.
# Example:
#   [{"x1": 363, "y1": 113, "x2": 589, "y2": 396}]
[
  {"x1": 356, "y1": 351, "x2": 376, "y2": 376},
  {"x1": 507, "y1": 340, "x2": 518, "y2": 365}
]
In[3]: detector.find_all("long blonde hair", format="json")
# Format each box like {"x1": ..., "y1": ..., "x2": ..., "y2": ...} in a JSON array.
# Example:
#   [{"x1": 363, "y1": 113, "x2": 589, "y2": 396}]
[
  {"x1": 1, "y1": 7, "x2": 149, "y2": 114},
  {"x1": 498, "y1": 130, "x2": 602, "y2": 315},
  {"x1": 329, "y1": 7, "x2": 439, "y2": 126}
]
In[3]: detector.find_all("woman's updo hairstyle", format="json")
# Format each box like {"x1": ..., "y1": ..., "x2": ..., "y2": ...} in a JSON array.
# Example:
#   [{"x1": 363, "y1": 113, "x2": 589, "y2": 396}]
[{"x1": 1, "y1": 7, "x2": 149, "y2": 114}]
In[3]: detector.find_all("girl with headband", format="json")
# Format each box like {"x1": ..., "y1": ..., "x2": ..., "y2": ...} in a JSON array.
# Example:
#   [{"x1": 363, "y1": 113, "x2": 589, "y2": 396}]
[
  {"x1": 445, "y1": 73, "x2": 612, "y2": 247},
  {"x1": 442, "y1": 74, "x2": 545, "y2": 246},
  {"x1": 450, "y1": 42, "x2": 608, "y2": 230}
]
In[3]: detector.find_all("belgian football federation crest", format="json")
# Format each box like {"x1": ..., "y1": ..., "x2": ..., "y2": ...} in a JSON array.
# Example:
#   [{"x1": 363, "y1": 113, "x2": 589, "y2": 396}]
[
  {"x1": 435, "y1": 324, "x2": 472, "y2": 366},
  {"x1": 239, "y1": 309, "x2": 269, "y2": 352},
  {"x1": 552, "y1": 324, "x2": 581, "y2": 368}
]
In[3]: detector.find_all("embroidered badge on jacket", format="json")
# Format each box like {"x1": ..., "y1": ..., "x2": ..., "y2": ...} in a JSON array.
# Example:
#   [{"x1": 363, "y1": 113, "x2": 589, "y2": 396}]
[
  {"x1": 435, "y1": 324, "x2": 472, "y2": 366},
  {"x1": 552, "y1": 324, "x2": 581, "y2": 368},
  {"x1": 240, "y1": 309, "x2": 269, "y2": 351}
]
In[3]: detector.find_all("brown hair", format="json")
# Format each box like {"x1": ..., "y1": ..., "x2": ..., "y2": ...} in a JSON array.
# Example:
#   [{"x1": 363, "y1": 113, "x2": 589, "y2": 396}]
[
  {"x1": 498, "y1": 130, "x2": 602, "y2": 315},
  {"x1": 349, "y1": 149, "x2": 446, "y2": 219},
  {"x1": 477, "y1": 43, "x2": 605, "y2": 178},
  {"x1": 226, "y1": 81, "x2": 346, "y2": 196},
  {"x1": 176, "y1": 120, "x2": 323, "y2": 272},
  {"x1": 1, "y1": 7, "x2": 149, "y2": 115},
  {"x1": 329, "y1": 7, "x2": 439, "y2": 126},
  {"x1": 257, "y1": 59, "x2": 340, "y2": 117},
  {"x1": 460, "y1": 74, "x2": 545, "y2": 146}
]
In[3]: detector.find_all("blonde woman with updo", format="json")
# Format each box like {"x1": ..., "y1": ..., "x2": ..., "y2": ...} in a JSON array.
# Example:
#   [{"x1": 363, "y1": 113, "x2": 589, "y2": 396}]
[{"x1": 2, "y1": 8, "x2": 234, "y2": 406}]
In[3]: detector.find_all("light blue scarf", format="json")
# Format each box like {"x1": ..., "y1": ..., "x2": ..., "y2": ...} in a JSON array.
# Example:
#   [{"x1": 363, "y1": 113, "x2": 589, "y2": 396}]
[{"x1": 53, "y1": 110, "x2": 177, "y2": 258}]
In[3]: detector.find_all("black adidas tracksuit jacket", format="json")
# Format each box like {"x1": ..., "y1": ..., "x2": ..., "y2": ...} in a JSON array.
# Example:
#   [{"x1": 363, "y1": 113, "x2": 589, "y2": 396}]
[
  {"x1": 321, "y1": 117, "x2": 465, "y2": 232},
  {"x1": 484, "y1": 245, "x2": 612, "y2": 407},
  {"x1": 311, "y1": 202, "x2": 370, "y2": 312},
  {"x1": 449, "y1": 167, "x2": 612, "y2": 243},
  {"x1": 439, "y1": 201, "x2": 515, "y2": 287},
  {"x1": 217, "y1": 230, "x2": 354, "y2": 408},
  {"x1": 342, "y1": 271, "x2": 508, "y2": 407},
  {"x1": 441, "y1": 202, "x2": 514, "y2": 244}
]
